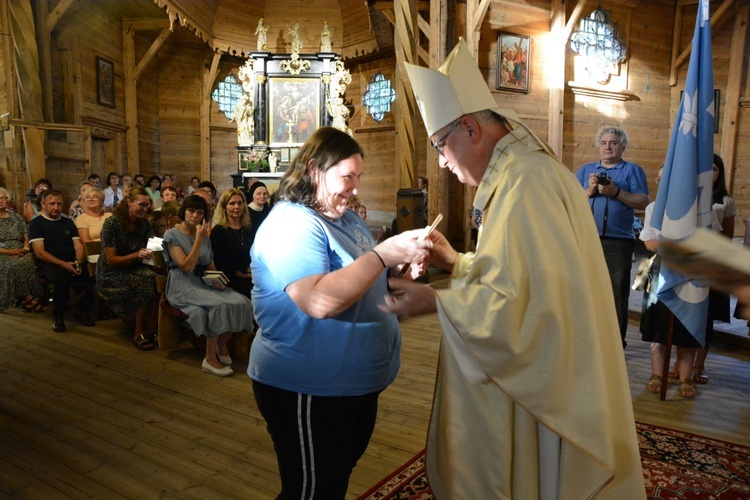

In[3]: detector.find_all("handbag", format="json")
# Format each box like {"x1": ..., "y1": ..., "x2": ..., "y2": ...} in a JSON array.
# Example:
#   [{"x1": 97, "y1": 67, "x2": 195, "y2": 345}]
[{"x1": 632, "y1": 254, "x2": 656, "y2": 291}]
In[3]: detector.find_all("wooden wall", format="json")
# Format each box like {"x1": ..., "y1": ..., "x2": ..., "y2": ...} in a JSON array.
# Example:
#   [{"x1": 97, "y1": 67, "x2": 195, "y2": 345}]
[{"x1": 3, "y1": 0, "x2": 748, "y2": 236}]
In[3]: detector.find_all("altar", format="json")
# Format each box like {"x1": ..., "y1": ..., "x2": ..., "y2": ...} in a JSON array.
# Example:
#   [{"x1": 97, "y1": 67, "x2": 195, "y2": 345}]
[{"x1": 229, "y1": 25, "x2": 351, "y2": 190}]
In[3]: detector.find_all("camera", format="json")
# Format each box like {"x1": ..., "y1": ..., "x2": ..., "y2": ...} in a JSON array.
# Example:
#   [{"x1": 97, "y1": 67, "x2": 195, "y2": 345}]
[{"x1": 597, "y1": 172, "x2": 610, "y2": 185}]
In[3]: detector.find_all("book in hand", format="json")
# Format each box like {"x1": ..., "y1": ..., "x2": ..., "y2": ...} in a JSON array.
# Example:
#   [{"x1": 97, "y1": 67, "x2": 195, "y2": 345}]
[
  {"x1": 202, "y1": 270, "x2": 229, "y2": 286},
  {"x1": 658, "y1": 227, "x2": 750, "y2": 294}
]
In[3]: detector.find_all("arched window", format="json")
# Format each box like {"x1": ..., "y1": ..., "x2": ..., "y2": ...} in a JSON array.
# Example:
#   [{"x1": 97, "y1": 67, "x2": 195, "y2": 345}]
[
  {"x1": 362, "y1": 73, "x2": 395, "y2": 122},
  {"x1": 211, "y1": 74, "x2": 243, "y2": 120}
]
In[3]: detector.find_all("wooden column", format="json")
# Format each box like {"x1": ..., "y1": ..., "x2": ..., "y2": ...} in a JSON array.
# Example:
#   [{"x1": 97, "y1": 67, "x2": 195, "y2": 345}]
[
  {"x1": 394, "y1": 0, "x2": 419, "y2": 191},
  {"x1": 122, "y1": 19, "x2": 172, "y2": 176},
  {"x1": 548, "y1": 0, "x2": 566, "y2": 158},
  {"x1": 721, "y1": 1, "x2": 748, "y2": 193},
  {"x1": 122, "y1": 23, "x2": 139, "y2": 176},
  {"x1": 200, "y1": 52, "x2": 221, "y2": 183},
  {"x1": 428, "y1": 0, "x2": 449, "y2": 231},
  {"x1": 8, "y1": 0, "x2": 46, "y2": 187}
]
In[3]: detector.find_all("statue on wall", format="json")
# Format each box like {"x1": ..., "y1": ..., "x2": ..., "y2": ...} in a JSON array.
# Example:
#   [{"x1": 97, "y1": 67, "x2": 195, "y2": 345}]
[
  {"x1": 269, "y1": 151, "x2": 278, "y2": 172},
  {"x1": 327, "y1": 60, "x2": 352, "y2": 136},
  {"x1": 255, "y1": 18, "x2": 268, "y2": 52},
  {"x1": 237, "y1": 58, "x2": 255, "y2": 94},
  {"x1": 320, "y1": 22, "x2": 332, "y2": 52},
  {"x1": 289, "y1": 23, "x2": 302, "y2": 55},
  {"x1": 233, "y1": 93, "x2": 254, "y2": 146}
]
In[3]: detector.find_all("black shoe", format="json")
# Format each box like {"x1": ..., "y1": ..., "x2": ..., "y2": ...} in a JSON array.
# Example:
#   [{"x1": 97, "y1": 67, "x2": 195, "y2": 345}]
[
  {"x1": 52, "y1": 317, "x2": 67, "y2": 332},
  {"x1": 72, "y1": 309, "x2": 95, "y2": 327}
]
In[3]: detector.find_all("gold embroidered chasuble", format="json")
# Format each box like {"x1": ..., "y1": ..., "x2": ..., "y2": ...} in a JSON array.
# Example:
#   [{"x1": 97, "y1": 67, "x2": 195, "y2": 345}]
[{"x1": 427, "y1": 128, "x2": 645, "y2": 499}]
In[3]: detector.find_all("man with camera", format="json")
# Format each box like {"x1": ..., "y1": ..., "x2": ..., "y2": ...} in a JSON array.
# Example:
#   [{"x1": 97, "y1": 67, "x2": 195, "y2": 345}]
[
  {"x1": 28, "y1": 189, "x2": 96, "y2": 332},
  {"x1": 576, "y1": 126, "x2": 649, "y2": 348}
]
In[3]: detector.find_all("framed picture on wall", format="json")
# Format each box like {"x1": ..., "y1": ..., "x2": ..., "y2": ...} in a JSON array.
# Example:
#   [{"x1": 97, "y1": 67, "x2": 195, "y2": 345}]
[
  {"x1": 496, "y1": 32, "x2": 531, "y2": 93},
  {"x1": 280, "y1": 148, "x2": 290, "y2": 162},
  {"x1": 96, "y1": 56, "x2": 115, "y2": 108},
  {"x1": 268, "y1": 77, "x2": 321, "y2": 145}
]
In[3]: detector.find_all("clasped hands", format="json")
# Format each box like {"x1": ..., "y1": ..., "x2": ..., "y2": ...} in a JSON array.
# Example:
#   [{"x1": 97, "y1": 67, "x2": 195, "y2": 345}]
[{"x1": 378, "y1": 228, "x2": 457, "y2": 317}]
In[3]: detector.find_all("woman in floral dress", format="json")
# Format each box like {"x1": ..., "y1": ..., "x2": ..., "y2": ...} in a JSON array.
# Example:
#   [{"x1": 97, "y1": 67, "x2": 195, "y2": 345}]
[
  {"x1": 97, "y1": 186, "x2": 159, "y2": 350},
  {"x1": 0, "y1": 187, "x2": 41, "y2": 312}
]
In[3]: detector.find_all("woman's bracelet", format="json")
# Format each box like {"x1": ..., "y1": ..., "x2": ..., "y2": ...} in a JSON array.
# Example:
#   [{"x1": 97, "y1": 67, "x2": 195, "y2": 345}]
[{"x1": 370, "y1": 249, "x2": 387, "y2": 268}]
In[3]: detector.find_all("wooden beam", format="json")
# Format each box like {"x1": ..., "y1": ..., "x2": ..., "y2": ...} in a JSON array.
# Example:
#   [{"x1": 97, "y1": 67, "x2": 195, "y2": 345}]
[
  {"x1": 670, "y1": 0, "x2": 734, "y2": 86},
  {"x1": 470, "y1": 0, "x2": 492, "y2": 34},
  {"x1": 669, "y1": 1, "x2": 684, "y2": 86},
  {"x1": 563, "y1": 0, "x2": 589, "y2": 41},
  {"x1": 133, "y1": 28, "x2": 171, "y2": 80},
  {"x1": 721, "y1": 1, "x2": 747, "y2": 193},
  {"x1": 34, "y1": 0, "x2": 53, "y2": 122},
  {"x1": 122, "y1": 23, "x2": 138, "y2": 175},
  {"x1": 200, "y1": 52, "x2": 221, "y2": 183},
  {"x1": 123, "y1": 18, "x2": 172, "y2": 31},
  {"x1": 417, "y1": 14, "x2": 430, "y2": 40},
  {"x1": 45, "y1": 0, "x2": 72, "y2": 32},
  {"x1": 58, "y1": 32, "x2": 83, "y2": 125},
  {"x1": 428, "y1": 0, "x2": 449, "y2": 244},
  {"x1": 381, "y1": 9, "x2": 396, "y2": 26},
  {"x1": 548, "y1": 0, "x2": 565, "y2": 158},
  {"x1": 9, "y1": 118, "x2": 84, "y2": 132},
  {"x1": 394, "y1": 0, "x2": 419, "y2": 192}
]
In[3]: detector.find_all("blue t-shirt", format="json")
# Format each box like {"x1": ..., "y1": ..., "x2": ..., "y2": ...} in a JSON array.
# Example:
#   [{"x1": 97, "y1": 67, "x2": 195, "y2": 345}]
[
  {"x1": 248, "y1": 201, "x2": 400, "y2": 396},
  {"x1": 575, "y1": 160, "x2": 648, "y2": 239}
]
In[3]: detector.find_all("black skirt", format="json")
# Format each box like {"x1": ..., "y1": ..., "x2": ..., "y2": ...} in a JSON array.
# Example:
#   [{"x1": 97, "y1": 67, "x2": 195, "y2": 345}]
[{"x1": 640, "y1": 257, "x2": 702, "y2": 348}]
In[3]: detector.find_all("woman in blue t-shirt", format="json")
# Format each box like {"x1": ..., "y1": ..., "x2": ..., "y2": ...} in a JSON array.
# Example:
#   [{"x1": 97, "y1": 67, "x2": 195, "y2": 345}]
[{"x1": 250, "y1": 127, "x2": 431, "y2": 499}]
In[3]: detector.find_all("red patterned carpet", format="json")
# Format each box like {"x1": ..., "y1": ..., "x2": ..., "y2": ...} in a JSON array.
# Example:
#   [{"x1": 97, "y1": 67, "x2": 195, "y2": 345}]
[{"x1": 358, "y1": 422, "x2": 750, "y2": 499}]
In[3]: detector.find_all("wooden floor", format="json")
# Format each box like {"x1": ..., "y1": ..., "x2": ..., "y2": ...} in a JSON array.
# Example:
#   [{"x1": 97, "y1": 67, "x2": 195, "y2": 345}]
[{"x1": 1, "y1": 303, "x2": 750, "y2": 499}]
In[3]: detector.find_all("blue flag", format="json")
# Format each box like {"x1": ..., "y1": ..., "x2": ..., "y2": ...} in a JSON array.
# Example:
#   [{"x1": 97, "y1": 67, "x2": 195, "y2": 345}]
[{"x1": 649, "y1": 0, "x2": 714, "y2": 346}]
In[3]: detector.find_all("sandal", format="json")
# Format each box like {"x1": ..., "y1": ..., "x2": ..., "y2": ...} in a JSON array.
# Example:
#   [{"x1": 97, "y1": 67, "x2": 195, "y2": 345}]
[
  {"x1": 693, "y1": 366, "x2": 709, "y2": 385},
  {"x1": 678, "y1": 379, "x2": 696, "y2": 398},
  {"x1": 647, "y1": 374, "x2": 662, "y2": 393},
  {"x1": 668, "y1": 362, "x2": 679, "y2": 380},
  {"x1": 19, "y1": 296, "x2": 44, "y2": 313},
  {"x1": 132, "y1": 334, "x2": 156, "y2": 351},
  {"x1": 26, "y1": 298, "x2": 45, "y2": 313}
]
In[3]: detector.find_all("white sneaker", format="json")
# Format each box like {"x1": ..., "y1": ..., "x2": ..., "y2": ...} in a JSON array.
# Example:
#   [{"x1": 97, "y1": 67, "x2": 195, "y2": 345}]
[{"x1": 202, "y1": 359, "x2": 233, "y2": 377}]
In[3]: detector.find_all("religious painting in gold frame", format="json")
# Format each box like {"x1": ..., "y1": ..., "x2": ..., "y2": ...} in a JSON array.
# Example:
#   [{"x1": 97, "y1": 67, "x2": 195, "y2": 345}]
[
  {"x1": 268, "y1": 77, "x2": 321, "y2": 145},
  {"x1": 496, "y1": 32, "x2": 531, "y2": 93},
  {"x1": 96, "y1": 56, "x2": 115, "y2": 107}
]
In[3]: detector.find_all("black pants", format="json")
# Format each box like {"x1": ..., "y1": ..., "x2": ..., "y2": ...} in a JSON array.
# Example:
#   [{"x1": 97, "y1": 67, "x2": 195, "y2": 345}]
[
  {"x1": 37, "y1": 262, "x2": 95, "y2": 318},
  {"x1": 601, "y1": 237, "x2": 635, "y2": 348},
  {"x1": 252, "y1": 380, "x2": 380, "y2": 500}
]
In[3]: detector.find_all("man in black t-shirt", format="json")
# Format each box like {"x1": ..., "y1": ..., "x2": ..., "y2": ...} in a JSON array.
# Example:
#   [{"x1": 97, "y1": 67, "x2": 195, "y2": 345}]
[{"x1": 28, "y1": 190, "x2": 95, "y2": 332}]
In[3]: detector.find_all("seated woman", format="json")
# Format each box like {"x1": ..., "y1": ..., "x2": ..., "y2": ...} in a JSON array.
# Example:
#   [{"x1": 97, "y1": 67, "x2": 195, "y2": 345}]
[
  {"x1": 211, "y1": 188, "x2": 252, "y2": 299},
  {"x1": 163, "y1": 195, "x2": 254, "y2": 376},
  {"x1": 102, "y1": 171, "x2": 123, "y2": 212},
  {"x1": 145, "y1": 175, "x2": 161, "y2": 202},
  {"x1": 23, "y1": 178, "x2": 51, "y2": 224},
  {"x1": 97, "y1": 186, "x2": 159, "y2": 350},
  {"x1": 0, "y1": 187, "x2": 41, "y2": 312},
  {"x1": 75, "y1": 187, "x2": 112, "y2": 243},
  {"x1": 68, "y1": 180, "x2": 94, "y2": 220}
]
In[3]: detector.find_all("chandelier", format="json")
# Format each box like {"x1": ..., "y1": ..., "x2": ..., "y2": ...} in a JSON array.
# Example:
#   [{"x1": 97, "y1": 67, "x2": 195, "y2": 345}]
[{"x1": 569, "y1": 7, "x2": 627, "y2": 84}]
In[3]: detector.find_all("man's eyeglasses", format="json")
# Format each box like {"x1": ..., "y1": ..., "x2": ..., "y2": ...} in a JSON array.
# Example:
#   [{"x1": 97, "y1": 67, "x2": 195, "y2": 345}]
[{"x1": 431, "y1": 121, "x2": 462, "y2": 156}]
